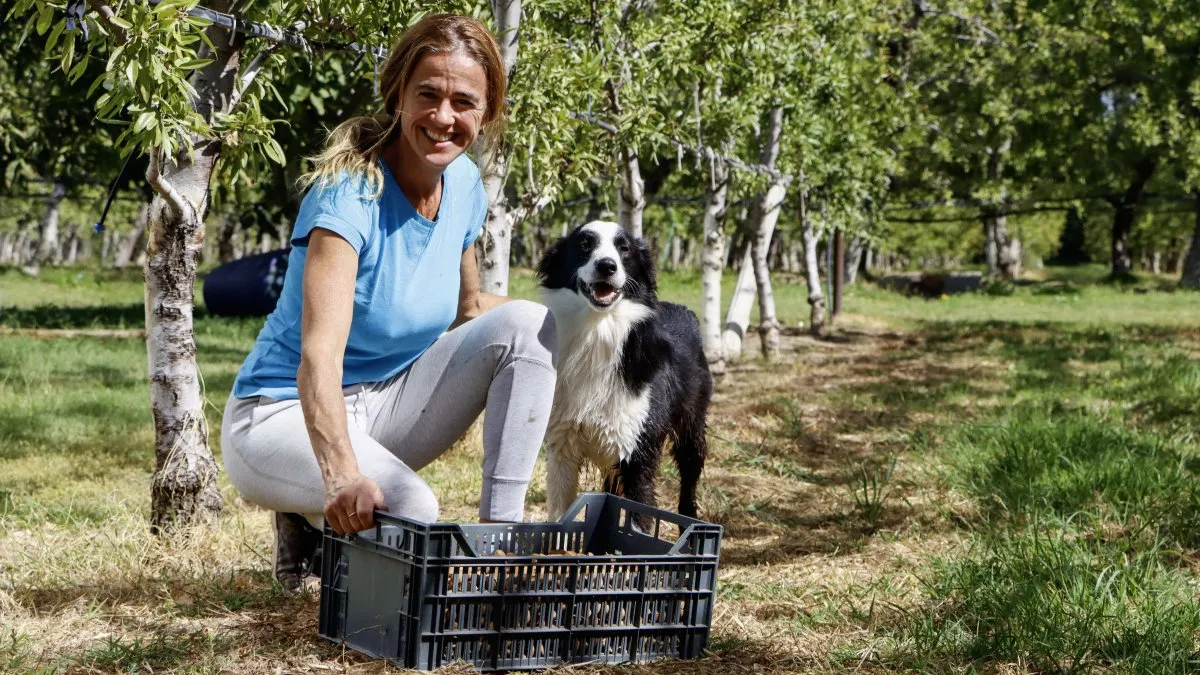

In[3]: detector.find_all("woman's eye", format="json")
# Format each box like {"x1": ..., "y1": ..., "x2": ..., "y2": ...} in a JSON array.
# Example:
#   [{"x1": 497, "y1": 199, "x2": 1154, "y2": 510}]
[{"x1": 419, "y1": 92, "x2": 435, "y2": 100}]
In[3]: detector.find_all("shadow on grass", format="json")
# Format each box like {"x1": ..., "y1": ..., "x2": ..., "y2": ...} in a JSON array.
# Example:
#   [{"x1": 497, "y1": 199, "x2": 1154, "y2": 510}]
[{"x1": 0, "y1": 303, "x2": 147, "y2": 330}]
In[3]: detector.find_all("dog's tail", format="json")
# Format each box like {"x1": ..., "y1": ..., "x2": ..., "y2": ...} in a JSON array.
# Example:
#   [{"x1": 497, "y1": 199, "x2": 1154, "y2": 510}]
[{"x1": 672, "y1": 413, "x2": 708, "y2": 519}]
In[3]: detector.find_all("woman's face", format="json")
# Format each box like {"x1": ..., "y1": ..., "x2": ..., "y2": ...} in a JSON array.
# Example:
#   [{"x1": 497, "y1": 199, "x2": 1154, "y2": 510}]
[{"x1": 396, "y1": 51, "x2": 489, "y2": 176}]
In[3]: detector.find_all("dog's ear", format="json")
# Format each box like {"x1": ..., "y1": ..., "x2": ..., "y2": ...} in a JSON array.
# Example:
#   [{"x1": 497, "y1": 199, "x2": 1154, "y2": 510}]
[
  {"x1": 537, "y1": 236, "x2": 569, "y2": 286},
  {"x1": 635, "y1": 238, "x2": 657, "y2": 293}
]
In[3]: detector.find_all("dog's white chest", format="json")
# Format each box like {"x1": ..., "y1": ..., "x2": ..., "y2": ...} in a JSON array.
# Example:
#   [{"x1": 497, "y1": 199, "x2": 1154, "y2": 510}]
[{"x1": 543, "y1": 292, "x2": 653, "y2": 464}]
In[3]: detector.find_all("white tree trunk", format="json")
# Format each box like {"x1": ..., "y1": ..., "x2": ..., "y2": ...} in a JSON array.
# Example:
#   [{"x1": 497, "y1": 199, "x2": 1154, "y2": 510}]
[
  {"x1": 617, "y1": 146, "x2": 646, "y2": 239},
  {"x1": 479, "y1": 0, "x2": 522, "y2": 296},
  {"x1": 800, "y1": 193, "x2": 826, "y2": 337},
  {"x1": 721, "y1": 247, "x2": 755, "y2": 361},
  {"x1": 34, "y1": 182, "x2": 66, "y2": 267},
  {"x1": 984, "y1": 213, "x2": 1021, "y2": 279},
  {"x1": 116, "y1": 205, "x2": 150, "y2": 268},
  {"x1": 749, "y1": 107, "x2": 786, "y2": 359},
  {"x1": 146, "y1": 9, "x2": 243, "y2": 534},
  {"x1": 753, "y1": 180, "x2": 785, "y2": 359},
  {"x1": 0, "y1": 231, "x2": 12, "y2": 264},
  {"x1": 701, "y1": 155, "x2": 731, "y2": 373}
]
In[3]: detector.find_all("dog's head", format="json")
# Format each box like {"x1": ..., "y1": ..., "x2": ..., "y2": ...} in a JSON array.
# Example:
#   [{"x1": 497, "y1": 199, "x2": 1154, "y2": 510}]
[{"x1": 537, "y1": 220, "x2": 657, "y2": 312}]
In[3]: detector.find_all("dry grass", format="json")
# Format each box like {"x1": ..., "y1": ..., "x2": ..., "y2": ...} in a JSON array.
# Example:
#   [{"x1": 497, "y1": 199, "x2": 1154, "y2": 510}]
[
  {"x1": 0, "y1": 319, "x2": 965, "y2": 674},
  {"x1": 4, "y1": 267, "x2": 1198, "y2": 672}
]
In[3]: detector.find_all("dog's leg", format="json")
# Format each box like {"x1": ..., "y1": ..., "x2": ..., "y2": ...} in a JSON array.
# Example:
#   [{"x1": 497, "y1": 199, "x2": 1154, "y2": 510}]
[
  {"x1": 619, "y1": 438, "x2": 665, "y2": 532},
  {"x1": 672, "y1": 419, "x2": 708, "y2": 519},
  {"x1": 545, "y1": 448, "x2": 584, "y2": 520}
]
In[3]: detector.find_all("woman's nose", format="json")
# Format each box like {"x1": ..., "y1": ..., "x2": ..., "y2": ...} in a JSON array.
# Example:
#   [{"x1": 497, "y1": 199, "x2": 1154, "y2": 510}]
[{"x1": 433, "y1": 99, "x2": 455, "y2": 125}]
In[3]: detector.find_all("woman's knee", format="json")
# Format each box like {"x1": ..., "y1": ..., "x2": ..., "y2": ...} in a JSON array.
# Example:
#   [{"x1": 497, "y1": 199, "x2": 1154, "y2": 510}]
[
  {"x1": 490, "y1": 299, "x2": 556, "y2": 362},
  {"x1": 375, "y1": 469, "x2": 440, "y2": 523}
]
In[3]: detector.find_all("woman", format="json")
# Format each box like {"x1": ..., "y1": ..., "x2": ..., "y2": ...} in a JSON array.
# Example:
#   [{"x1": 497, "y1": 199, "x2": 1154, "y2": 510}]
[{"x1": 221, "y1": 14, "x2": 557, "y2": 590}]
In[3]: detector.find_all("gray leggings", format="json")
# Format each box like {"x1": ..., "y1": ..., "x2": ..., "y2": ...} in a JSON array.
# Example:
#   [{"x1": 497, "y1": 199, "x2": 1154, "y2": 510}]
[{"x1": 221, "y1": 300, "x2": 557, "y2": 526}]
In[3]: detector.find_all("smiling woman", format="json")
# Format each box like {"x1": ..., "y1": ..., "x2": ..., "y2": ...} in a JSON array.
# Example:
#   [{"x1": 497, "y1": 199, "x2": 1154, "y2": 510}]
[{"x1": 218, "y1": 14, "x2": 558, "y2": 592}]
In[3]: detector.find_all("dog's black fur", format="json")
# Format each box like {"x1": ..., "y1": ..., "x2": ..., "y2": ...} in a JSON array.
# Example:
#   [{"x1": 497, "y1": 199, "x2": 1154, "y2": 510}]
[{"x1": 538, "y1": 222, "x2": 712, "y2": 523}]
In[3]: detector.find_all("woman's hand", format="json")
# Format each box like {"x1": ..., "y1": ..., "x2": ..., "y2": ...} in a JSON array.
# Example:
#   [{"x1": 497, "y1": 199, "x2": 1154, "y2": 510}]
[{"x1": 324, "y1": 471, "x2": 387, "y2": 534}]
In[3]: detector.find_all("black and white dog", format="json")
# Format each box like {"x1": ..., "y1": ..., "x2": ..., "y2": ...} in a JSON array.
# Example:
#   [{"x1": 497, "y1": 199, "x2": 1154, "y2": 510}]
[{"x1": 537, "y1": 220, "x2": 712, "y2": 525}]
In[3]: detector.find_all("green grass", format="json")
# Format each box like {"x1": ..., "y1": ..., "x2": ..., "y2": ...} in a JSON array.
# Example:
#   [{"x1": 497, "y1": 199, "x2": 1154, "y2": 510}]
[{"x1": 1, "y1": 262, "x2": 1198, "y2": 672}]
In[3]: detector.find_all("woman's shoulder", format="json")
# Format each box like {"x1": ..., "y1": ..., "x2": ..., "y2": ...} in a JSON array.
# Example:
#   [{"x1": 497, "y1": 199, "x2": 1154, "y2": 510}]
[
  {"x1": 448, "y1": 154, "x2": 483, "y2": 188},
  {"x1": 305, "y1": 168, "x2": 379, "y2": 205}
]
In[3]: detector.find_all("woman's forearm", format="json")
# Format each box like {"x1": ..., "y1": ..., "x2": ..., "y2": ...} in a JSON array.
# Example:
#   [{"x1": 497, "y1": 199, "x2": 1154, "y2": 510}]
[{"x1": 297, "y1": 357, "x2": 359, "y2": 484}]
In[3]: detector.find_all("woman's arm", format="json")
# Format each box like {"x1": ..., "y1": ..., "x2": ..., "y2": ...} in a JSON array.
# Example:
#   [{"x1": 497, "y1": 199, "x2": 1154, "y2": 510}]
[
  {"x1": 451, "y1": 245, "x2": 510, "y2": 329},
  {"x1": 297, "y1": 229, "x2": 386, "y2": 534}
]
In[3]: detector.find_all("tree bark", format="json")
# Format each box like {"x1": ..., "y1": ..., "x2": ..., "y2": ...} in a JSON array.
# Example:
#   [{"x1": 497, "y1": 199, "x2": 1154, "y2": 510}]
[
  {"x1": 617, "y1": 145, "x2": 646, "y2": 239},
  {"x1": 701, "y1": 154, "x2": 731, "y2": 374},
  {"x1": 217, "y1": 216, "x2": 237, "y2": 263},
  {"x1": 845, "y1": 237, "x2": 864, "y2": 284},
  {"x1": 749, "y1": 107, "x2": 786, "y2": 359},
  {"x1": 34, "y1": 182, "x2": 66, "y2": 268},
  {"x1": 116, "y1": 205, "x2": 150, "y2": 268},
  {"x1": 0, "y1": 231, "x2": 12, "y2": 264},
  {"x1": 721, "y1": 247, "x2": 755, "y2": 361},
  {"x1": 479, "y1": 0, "x2": 522, "y2": 296},
  {"x1": 1181, "y1": 195, "x2": 1200, "y2": 288},
  {"x1": 1111, "y1": 157, "x2": 1156, "y2": 278},
  {"x1": 800, "y1": 192, "x2": 826, "y2": 337},
  {"x1": 145, "y1": 9, "x2": 243, "y2": 534},
  {"x1": 62, "y1": 224, "x2": 80, "y2": 265},
  {"x1": 984, "y1": 211, "x2": 1021, "y2": 279}
]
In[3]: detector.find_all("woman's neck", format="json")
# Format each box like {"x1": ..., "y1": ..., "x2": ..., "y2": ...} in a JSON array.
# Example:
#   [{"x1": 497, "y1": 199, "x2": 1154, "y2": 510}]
[{"x1": 382, "y1": 142, "x2": 443, "y2": 219}]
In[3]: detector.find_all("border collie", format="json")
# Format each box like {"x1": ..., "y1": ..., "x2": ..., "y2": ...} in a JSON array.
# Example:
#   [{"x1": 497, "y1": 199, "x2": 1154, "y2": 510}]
[{"x1": 537, "y1": 220, "x2": 712, "y2": 526}]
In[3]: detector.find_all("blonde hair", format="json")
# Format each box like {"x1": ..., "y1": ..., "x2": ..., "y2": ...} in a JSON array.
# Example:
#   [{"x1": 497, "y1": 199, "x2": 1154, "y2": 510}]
[{"x1": 300, "y1": 13, "x2": 508, "y2": 196}]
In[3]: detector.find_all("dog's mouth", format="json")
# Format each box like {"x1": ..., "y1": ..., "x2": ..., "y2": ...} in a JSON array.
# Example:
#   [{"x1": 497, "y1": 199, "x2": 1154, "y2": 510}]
[{"x1": 585, "y1": 281, "x2": 620, "y2": 307}]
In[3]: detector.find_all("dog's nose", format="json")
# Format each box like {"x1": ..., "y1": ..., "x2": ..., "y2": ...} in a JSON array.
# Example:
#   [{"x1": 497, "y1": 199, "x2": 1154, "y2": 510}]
[{"x1": 596, "y1": 258, "x2": 618, "y2": 276}]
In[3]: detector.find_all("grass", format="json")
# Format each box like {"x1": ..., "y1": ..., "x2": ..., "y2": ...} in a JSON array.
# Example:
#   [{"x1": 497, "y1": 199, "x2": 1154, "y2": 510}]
[{"x1": 0, "y1": 262, "x2": 1198, "y2": 672}]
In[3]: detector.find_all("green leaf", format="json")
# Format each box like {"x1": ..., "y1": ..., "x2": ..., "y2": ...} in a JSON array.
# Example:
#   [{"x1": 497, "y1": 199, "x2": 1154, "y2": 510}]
[
  {"x1": 35, "y1": 5, "x2": 52, "y2": 35},
  {"x1": 262, "y1": 138, "x2": 285, "y2": 165},
  {"x1": 59, "y1": 33, "x2": 75, "y2": 75}
]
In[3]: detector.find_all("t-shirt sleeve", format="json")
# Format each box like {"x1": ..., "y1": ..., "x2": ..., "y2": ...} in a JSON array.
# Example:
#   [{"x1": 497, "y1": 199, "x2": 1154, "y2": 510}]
[
  {"x1": 290, "y1": 176, "x2": 375, "y2": 254},
  {"x1": 463, "y1": 175, "x2": 487, "y2": 250}
]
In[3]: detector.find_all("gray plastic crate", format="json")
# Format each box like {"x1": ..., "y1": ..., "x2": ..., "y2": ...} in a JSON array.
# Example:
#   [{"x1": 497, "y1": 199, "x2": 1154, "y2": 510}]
[{"x1": 318, "y1": 493, "x2": 722, "y2": 671}]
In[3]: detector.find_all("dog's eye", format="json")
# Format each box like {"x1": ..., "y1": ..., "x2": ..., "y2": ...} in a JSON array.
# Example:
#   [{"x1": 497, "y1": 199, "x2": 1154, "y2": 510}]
[
  {"x1": 618, "y1": 243, "x2": 631, "y2": 254},
  {"x1": 579, "y1": 239, "x2": 593, "y2": 252}
]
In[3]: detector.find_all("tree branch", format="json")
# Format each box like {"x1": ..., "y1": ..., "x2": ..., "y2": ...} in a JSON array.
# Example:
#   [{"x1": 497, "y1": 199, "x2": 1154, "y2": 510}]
[{"x1": 146, "y1": 152, "x2": 195, "y2": 223}]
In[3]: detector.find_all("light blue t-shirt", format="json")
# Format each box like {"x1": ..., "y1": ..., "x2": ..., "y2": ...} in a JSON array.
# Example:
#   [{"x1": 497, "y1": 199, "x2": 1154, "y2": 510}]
[{"x1": 232, "y1": 154, "x2": 487, "y2": 400}]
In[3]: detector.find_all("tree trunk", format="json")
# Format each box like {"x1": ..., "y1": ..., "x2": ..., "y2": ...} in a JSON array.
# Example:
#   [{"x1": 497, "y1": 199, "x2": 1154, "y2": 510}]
[
  {"x1": 984, "y1": 212, "x2": 1021, "y2": 279},
  {"x1": 800, "y1": 192, "x2": 826, "y2": 337},
  {"x1": 146, "y1": 9, "x2": 243, "y2": 534},
  {"x1": 721, "y1": 247, "x2": 755, "y2": 361},
  {"x1": 617, "y1": 145, "x2": 646, "y2": 239},
  {"x1": 479, "y1": 0, "x2": 521, "y2": 296},
  {"x1": 116, "y1": 205, "x2": 150, "y2": 268},
  {"x1": 753, "y1": 180, "x2": 785, "y2": 359},
  {"x1": 1181, "y1": 196, "x2": 1200, "y2": 288},
  {"x1": 1111, "y1": 157, "x2": 1156, "y2": 278},
  {"x1": 845, "y1": 237, "x2": 864, "y2": 284},
  {"x1": 217, "y1": 216, "x2": 237, "y2": 263},
  {"x1": 0, "y1": 231, "x2": 12, "y2": 264},
  {"x1": 62, "y1": 224, "x2": 80, "y2": 265},
  {"x1": 749, "y1": 106, "x2": 786, "y2": 359},
  {"x1": 34, "y1": 181, "x2": 66, "y2": 267},
  {"x1": 13, "y1": 221, "x2": 31, "y2": 266},
  {"x1": 701, "y1": 154, "x2": 731, "y2": 374}
]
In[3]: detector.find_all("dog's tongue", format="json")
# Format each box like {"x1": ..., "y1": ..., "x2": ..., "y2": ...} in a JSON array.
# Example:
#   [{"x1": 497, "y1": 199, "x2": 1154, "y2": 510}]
[{"x1": 591, "y1": 282, "x2": 617, "y2": 301}]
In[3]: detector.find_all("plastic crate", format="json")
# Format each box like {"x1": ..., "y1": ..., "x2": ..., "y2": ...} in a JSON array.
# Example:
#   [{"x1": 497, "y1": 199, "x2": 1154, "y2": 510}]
[{"x1": 318, "y1": 493, "x2": 723, "y2": 671}]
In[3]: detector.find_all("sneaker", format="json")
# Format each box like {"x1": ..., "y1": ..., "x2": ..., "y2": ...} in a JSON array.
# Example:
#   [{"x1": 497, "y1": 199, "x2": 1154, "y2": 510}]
[{"x1": 273, "y1": 511, "x2": 323, "y2": 593}]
